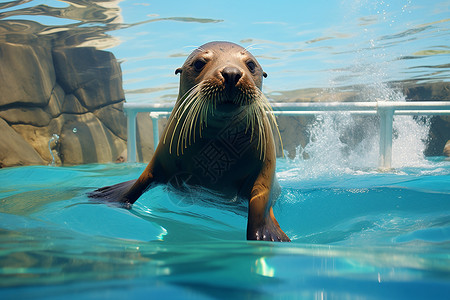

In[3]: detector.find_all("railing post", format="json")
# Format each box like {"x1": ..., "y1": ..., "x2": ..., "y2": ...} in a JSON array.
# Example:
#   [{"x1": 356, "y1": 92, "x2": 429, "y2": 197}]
[
  {"x1": 378, "y1": 103, "x2": 394, "y2": 170},
  {"x1": 126, "y1": 109, "x2": 137, "y2": 163},
  {"x1": 150, "y1": 112, "x2": 160, "y2": 151}
]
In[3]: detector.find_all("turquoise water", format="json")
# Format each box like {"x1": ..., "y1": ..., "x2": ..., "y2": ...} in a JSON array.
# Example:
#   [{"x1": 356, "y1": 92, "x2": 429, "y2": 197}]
[
  {"x1": 1, "y1": 158, "x2": 449, "y2": 299},
  {"x1": 1, "y1": 0, "x2": 449, "y2": 298}
]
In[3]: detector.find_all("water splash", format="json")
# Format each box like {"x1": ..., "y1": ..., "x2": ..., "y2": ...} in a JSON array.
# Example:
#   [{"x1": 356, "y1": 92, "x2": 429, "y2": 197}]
[
  {"x1": 287, "y1": 109, "x2": 430, "y2": 177},
  {"x1": 282, "y1": 113, "x2": 379, "y2": 179},
  {"x1": 284, "y1": 0, "x2": 431, "y2": 176},
  {"x1": 391, "y1": 114, "x2": 430, "y2": 168},
  {"x1": 48, "y1": 134, "x2": 60, "y2": 167}
]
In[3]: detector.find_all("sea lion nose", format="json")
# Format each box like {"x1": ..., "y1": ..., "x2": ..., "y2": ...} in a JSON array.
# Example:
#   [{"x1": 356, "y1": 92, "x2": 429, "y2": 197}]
[{"x1": 221, "y1": 67, "x2": 242, "y2": 86}]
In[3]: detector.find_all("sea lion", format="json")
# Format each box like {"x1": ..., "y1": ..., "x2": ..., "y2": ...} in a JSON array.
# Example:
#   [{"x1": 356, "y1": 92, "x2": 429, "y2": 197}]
[{"x1": 89, "y1": 41, "x2": 290, "y2": 242}]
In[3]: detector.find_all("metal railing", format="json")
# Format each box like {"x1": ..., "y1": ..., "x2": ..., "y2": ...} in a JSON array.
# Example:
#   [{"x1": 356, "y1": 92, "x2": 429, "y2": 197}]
[{"x1": 123, "y1": 101, "x2": 450, "y2": 169}]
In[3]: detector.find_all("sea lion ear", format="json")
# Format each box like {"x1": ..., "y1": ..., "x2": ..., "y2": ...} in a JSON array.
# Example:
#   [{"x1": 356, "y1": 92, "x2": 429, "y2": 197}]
[
  {"x1": 263, "y1": 72, "x2": 267, "y2": 78},
  {"x1": 175, "y1": 68, "x2": 182, "y2": 75}
]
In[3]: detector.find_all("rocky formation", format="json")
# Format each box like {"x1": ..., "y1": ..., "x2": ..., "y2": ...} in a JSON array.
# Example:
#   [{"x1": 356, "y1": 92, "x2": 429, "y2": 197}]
[
  {"x1": 0, "y1": 43, "x2": 127, "y2": 167},
  {"x1": 135, "y1": 112, "x2": 169, "y2": 162},
  {"x1": 401, "y1": 82, "x2": 450, "y2": 156},
  {"x1": 444, "y1": 140, "x2": 450, "y2": 158},
  {"x1": 0, "y1": 0, "x2": 131, "y2": 168}
]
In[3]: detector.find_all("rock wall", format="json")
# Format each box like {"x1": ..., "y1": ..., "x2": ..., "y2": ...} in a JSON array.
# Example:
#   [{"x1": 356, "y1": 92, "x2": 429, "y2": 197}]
[
  {"x1": 134, "y1": 113, "x2": 168, "y2": 162},
  {"x1": 0, "y1": 42, "x2": 127, "y2": 167},
  {"x1": 401, "y1": 82, "x2": 450, "y2": 156}
]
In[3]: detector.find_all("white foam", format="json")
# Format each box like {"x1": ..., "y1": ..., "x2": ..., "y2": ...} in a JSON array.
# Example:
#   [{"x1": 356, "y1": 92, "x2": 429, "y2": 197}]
[{"x1": 281, "y1": 0, "x2": 432, "y2": 177}]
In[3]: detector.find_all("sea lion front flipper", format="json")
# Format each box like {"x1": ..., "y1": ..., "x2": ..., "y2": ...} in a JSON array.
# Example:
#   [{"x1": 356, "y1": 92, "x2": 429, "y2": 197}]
[
  {"x1": 88, "y1": 165, "x2": 156, "y2": 209},
  {"x1": 88, "y1": 179, "x2": 138, "y2": 208},
  {"x1": 247, "y1": 208, "x2": 291, "y2": 242},
  {"x1": 246, "y1": 184, "x2": 290, "y2": 242}
]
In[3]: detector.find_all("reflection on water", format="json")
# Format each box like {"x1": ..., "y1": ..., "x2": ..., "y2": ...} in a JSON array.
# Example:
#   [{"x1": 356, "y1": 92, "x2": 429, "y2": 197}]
[
  {"x1": 0, "y1": 0, "x2": 121, "y2": 49},
  {"x1": 0, "y1": 0, "x2": 448, "y2": 103}
]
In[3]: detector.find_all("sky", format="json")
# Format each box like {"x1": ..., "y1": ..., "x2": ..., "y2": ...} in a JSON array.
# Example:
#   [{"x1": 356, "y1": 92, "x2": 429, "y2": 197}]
[{"x1": 1, "y1": 0, "x2": 448, "y2": 102}]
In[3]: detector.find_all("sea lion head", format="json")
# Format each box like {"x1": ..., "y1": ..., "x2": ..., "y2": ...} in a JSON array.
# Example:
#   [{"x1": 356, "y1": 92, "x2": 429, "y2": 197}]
[
  {"x1": 175, "y1": 41, "x2": 267, "y2": 109},
  {"x1": 166, "y1": 41, "x2": 281, "y2": 158}
]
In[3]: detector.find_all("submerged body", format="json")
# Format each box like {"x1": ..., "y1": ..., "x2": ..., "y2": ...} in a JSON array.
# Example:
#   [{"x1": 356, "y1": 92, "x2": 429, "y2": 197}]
[{"x1": 90, "y1": 41, "x2": 290, "y2": 242}]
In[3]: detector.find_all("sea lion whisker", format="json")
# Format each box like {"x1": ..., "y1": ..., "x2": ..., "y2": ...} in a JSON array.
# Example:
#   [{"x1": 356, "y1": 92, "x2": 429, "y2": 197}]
[
  {"x1": 248, "y1": 102, "x2": 261, "y2": 158},
  {"x1": 264, "y1": 100, "x2": 284, "y2": 158},
  {"x1": 243, "y1": 90, "x2": 271, "y2": 160},
  {"x1": 212, "y1": 95, "x2": 217, "y2": 116},
  {"x1": 245, "y1": 104, "x2": 251, "y2": 136},
  {"x1": 183, "y1": 45, "x2": 203, "y2": 51},
  {"x1": 198, "y1": 96, "x2": 206, "y2": 137},
  {"x1": 261, "y1": 105, "x2": 268, "y2": 160},
  {"x1": 249, "y1": 104, "x2": 257, "y2": 143},
  {"x1": 189, "y1": 97, "x2": 201, "y2": 145},
  {"x1": 251, "y1": 106, "x2": 257, "y2": 144},
  {"x1": 237, "y1": 91, "x2": 243, "y2": 106},
  {"x1": 250, "y1": 89, "x2": 284, "y2": 159},
  {"x1": 182, "y1": 83, "x2": 215, "y2": 151},
  {"x1": 189, "y1": 94, "x2": 206, "y2": 145},
  {"x1": 199, "y1": 96, "x2": 209, "y2": 138},
  {"x1": 201, "y1": 98, "x2": 209, "y2": 135},
  {"x1": 243, "y1": 43, "x2": 263, "y2": 53},
  {"x1": 196, "y1": 46, "x2": 207, "y2": 52},
  {"x1": 253, "y1": 105, "x2": 262, "y2": 159},
  {"x1": 261, "y1": 103, "x2": 271, "y2": 161},
  {"x1": 167, "y1": 84, "x2": 201, "y2": 155},
  {"x1": 258, "y1": 108, "x2": 266, "y2": 160},
  {"x1": 178, "y1": 88, "x2": 204, "y2": 154},
  {"x1": 164, "y1": 83, "x2": 199, "y2": 144},
  {"x1": 254, "y1": 106, "x2": 260, "y2": 147},
  {"x1": 184, "y1": 94, "x2": 199, "y2": 147}
]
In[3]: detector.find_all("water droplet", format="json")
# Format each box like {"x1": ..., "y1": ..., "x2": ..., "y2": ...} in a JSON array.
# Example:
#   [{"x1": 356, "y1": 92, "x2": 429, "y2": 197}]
[{"x1": 73, "y1": 128, "x2": 77, "y2": 133}]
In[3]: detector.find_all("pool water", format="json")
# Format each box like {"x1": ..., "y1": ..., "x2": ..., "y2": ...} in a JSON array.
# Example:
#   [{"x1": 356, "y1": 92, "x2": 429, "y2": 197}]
[
  {"x1": 1, "y1": 158, "x2": 449, "y2": 299},
  {"x1": 1, "y1": 0, "x2": 449, "y2": 298}
]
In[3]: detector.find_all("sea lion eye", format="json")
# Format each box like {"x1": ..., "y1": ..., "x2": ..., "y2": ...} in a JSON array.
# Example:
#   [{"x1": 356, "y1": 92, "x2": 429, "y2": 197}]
[
  {"x1": 246, "y1": 60, "x2": 256, "y2": 73},
  {"x1": 193, "y1": 59, "x2": 206, "y2": 71}
]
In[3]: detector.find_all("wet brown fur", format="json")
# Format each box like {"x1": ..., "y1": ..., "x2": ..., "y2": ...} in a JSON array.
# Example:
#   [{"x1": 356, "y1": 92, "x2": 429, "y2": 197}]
[{"x1": 89, "y1": 42, "x2": 290, "y2": 242}]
